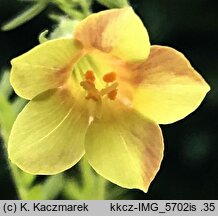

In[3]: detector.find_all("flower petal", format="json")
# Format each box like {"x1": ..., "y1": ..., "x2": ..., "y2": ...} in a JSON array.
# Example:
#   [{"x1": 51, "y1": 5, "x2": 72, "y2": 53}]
[
  {"x1": 74, "y1": 7, "x2": 150, "y2": 62},
  {"x1": 132, "y1": 46, "x2": 210, "y2": 124},
  {"x1": 85, "y1": 102, "x2": 164, "y2": 192},
  {"x1": 11, "y1": 38, "x2": 83, "y2": 100},
  {"x1": 8, "y1": 88, "x2": 89, "y2": 174}
]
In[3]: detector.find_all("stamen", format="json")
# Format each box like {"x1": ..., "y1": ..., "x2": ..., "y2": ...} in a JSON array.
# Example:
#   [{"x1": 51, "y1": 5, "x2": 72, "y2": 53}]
[
  {"x1": 103, "y1": 72, "x2": 117, "y2": 83},
  {"x1": 80, "y1": 80, "x2": 95, "y2": 92},
  {"x1": 86, "y1": 92, "x2": 99, "y2": 101},
  {"x1": 100, "y1": 82, "x2": 118, "y2": 96},
  {"x1": 85, "y1": 70, "x2": 95, "y2": 82},
  {"x1": 80, "y1": 80, "x2": 100, "y2": 101},
  {"x1": 107, "y1": 89, "x2": 118, "y2": 100},
  {"x1": 80, "y1": 71, "x2": 118, "y2": 102}
]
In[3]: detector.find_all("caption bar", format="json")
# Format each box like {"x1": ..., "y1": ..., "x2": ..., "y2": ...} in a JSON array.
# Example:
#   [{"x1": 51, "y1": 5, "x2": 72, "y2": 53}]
[{"x1": 0, "y1": 200, "x2": 217, "y2": 216}]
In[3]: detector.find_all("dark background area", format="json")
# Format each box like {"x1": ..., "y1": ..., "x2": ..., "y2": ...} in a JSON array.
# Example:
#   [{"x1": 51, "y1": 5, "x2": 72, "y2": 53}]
[{"x1": 0, "y1": 0, "x2": 217, "y2": 199}]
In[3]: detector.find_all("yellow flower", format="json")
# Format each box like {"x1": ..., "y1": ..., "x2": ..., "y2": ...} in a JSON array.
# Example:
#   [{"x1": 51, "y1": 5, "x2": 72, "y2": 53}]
[{"x1": 8, "y1": 7, "x2": 210, "y2": 192}]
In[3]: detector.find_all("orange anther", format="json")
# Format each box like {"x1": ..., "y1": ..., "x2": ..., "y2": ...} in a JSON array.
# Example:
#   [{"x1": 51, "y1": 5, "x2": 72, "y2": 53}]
[
  {"x1": 103, "y1": 72, "x2": 117, "y2": 83},
  {"x1": 85, "y1": 70, "x2": 95, "y2": 82},
  {"x1": 107, "y1": 89, "x2": 118, "y2": 100}
]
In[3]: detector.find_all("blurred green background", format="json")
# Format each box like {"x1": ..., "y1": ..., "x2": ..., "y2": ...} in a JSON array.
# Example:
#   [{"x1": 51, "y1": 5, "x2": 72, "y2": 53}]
[{"x1": 0, "y1": 0, "x2": 217, "y2": 199}]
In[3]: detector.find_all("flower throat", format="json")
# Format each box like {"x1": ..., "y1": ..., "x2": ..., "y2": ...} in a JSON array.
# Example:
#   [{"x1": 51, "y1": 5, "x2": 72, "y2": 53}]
[{"x1": 80, "y1": 71, "x2": 118, "y2": 102}]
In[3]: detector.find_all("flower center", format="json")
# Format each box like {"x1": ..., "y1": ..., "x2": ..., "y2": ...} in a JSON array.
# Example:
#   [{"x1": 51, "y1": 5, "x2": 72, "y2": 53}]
[{"x1": 80, "y1": 71, "x2": 119, "y2": 102}]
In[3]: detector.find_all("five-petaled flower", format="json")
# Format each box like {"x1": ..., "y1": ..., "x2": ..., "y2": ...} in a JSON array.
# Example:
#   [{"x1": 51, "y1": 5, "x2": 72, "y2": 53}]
[{"x1": 8, "y1": 7, "x2": 210, "y2": 192}]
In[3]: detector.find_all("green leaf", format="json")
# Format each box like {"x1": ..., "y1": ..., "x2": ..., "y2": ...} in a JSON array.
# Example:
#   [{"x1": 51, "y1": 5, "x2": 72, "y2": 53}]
[
  {"x1": 63, "y1": 178, "x2": 83, "y2": 200},
  {"x1": 18, "y1": 0, "x2": 40, "y2": 2},
  {"x1": 1, "y1": 1, "x2": 49, "y2": 31},
  {"x1": 49, "y1": 17, "x2": 79, "y2": 39},
  {"x1": 24, "y1": 184, "x2": 44, "y2": 199},
  {"x1": 21, "y1": 172, "x2": 36, "y2": 188},
  {"x1": 79, "y1": 0, "x2": 92, "y2": 16},
  {"x1": 38, "y1": 29, "x2": 49, "y2": 43},
  {"x1": 0, "y1": 70, "x2": 13, "y2": 98},
  {"x1": 0, "y1": 92, "x2": 15, "y2": 143},
  {"x1": 42, "y1": 174, "x2": 64, "y2": 199},
  {"x1": 96, "y1": 0, "x2": 129, "y2": 8},
  {"x1": 12, "y1": 97, "x2": 27, "y2": 115},
  {"x1": 52, "y1": 0, "x2": 84, "y2": 19}
]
